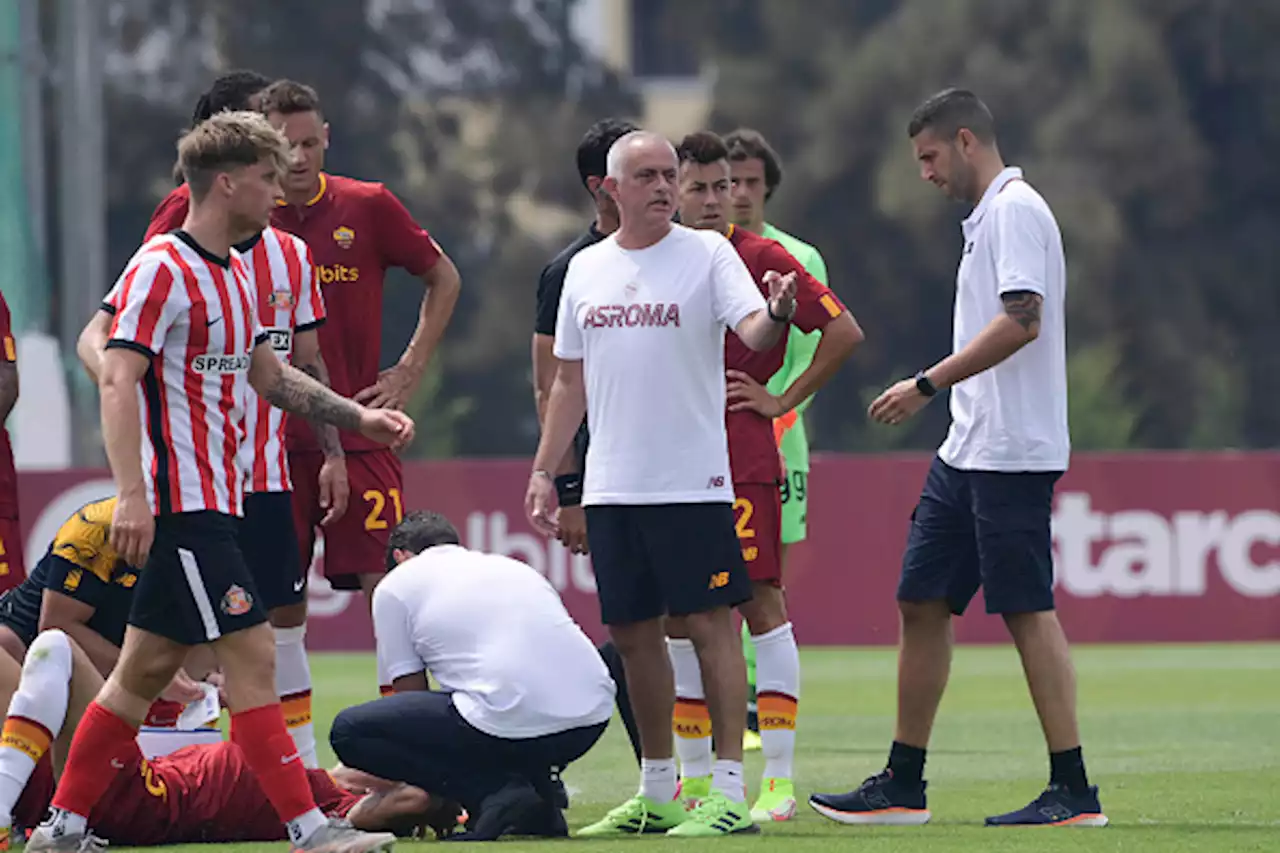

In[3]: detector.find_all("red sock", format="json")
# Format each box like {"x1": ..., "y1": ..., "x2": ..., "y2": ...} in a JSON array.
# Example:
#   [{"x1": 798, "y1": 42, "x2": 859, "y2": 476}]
[
  {"x1": 230, "y1": 704, "x2": 318, "y2": 823},
  {"x1": 49, "y1": 701, "x2": 139, "y2": 816}
]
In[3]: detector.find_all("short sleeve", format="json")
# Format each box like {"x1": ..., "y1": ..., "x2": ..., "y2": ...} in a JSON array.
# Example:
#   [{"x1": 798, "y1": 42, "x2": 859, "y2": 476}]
[
  {"x1": 101, "y1": 281, "x2": 122, "y2": 316},
  {"x1": 535, "y1": 261, "x2": 565, "y2": 337},
  {"x1": 0, "y1": 292, "x2": 14, "y2": 364},
  {"x1": 107, "y1": 255, "x2": 188, "y2": 357},
  {"x1": 990, "y1": 201, "x2": 1048, "y2": 297},
  {"x1": 804, "y1": 246, "x2": 830, "y2": 287},
  {"x1": 143, "y1": 188, "x2": 190, "y2": 242},
  {"x1": 711, "y1": 239, "x2": 767, "y2": 329},
  {"x1": 758, "y1": 242, "x2": 847, "y2": 334},
  {"x1": 43, "y1": 555, "x2": 110, "y2": 609},
  {"x1": 374, "y1": 186, "x2": 443, "y2": 276},
  {"x1": 372, "y1": 584, "x2": 424, "y2": 683},
  {"x1": 552, "y1": 259, "x2": 585, "y2": 361},
  {"x1": 293, "y1": 241, "x2": 326, "y2": 331}
]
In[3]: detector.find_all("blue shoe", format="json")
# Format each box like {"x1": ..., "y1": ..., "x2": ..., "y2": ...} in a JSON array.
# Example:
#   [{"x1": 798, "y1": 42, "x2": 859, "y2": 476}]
[
  {"x1": 808, "y1": 770, "x2": 930, "y2": 825},
  {"x1": 985, "y1": 784, "x2": 1108, "y2": 827}
]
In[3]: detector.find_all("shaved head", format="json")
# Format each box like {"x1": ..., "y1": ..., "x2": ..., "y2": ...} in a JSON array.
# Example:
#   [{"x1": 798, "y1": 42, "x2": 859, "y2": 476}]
[{"x1": 606, "y1": 131, "x2": 676, "y2": 180}]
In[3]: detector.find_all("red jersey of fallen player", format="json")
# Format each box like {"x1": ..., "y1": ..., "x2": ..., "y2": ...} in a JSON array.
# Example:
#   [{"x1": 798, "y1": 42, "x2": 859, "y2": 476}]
[
  {"x1": 16, "y1": 742, "x2": 356, "y2": 845},
  {"x1": 724, "y1": 225, "x2": 847, "y2": 484},
  {"x1": 144, "y1": 175, "x2": 442, "y2": 453},
  {"x1": 0, "y1": 292, "x2": 18, "y2": 519}
]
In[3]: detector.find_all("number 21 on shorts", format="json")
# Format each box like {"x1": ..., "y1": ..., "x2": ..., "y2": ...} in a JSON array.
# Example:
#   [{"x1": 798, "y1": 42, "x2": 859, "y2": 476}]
[{"x1": 363, "y1": 488, "x2": 404, "y2": 531}]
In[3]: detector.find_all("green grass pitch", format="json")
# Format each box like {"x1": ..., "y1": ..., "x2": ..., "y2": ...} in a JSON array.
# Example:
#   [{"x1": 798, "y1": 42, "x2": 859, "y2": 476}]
[{"x1": 120, "y1": 644, "x2": 1279, "y2": 851}]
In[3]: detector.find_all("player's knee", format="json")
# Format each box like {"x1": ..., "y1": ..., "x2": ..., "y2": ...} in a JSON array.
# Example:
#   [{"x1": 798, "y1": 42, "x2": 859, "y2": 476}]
[
  {"x1": 898, "y1": 598, "x2": 952, "y2": 627},
  {"x1": 269, "y1": 602, "x2": 308, "y2": 630},
  {"x1": 608, "y1": 619, "x2": 666, "y2": 661},
  {"x1": 681, "y1": 606, "x2": 734, "y2": 650},
  {"x1": 23, "y1": 628, "x2": 72, "y2": 676}
]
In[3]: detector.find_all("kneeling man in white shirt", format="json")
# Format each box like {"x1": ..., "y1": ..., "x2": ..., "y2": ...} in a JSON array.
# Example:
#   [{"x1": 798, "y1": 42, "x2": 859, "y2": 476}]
[{"x1": 330, "y1": 511, "x2": 616, "y2": 842}]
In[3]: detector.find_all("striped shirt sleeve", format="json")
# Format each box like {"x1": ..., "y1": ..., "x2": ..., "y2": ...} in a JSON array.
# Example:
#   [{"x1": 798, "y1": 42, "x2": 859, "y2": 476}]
[{"x1": 107, "y1": 254, "x2": 188, "y2": 356}]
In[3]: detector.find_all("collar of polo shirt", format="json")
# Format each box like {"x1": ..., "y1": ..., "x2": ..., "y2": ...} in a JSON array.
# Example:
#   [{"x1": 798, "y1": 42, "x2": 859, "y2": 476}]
[{"x1": 963, "y1": 166, "x2": 1024, "y2": 232}]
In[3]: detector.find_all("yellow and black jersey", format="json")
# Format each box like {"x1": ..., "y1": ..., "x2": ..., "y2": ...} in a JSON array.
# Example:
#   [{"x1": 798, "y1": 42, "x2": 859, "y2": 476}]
[{"x1": 0, "y1": 496, "x2": 137, "y2": 647}]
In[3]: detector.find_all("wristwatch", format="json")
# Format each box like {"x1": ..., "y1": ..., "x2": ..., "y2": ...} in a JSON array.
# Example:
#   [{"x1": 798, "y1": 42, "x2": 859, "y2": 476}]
[
  {"x1": 767, "y1": 300, "x2": 795, "y2": 323},
  {"x1": 914, "y1": 371, "x2": 938, "y2": 397}
]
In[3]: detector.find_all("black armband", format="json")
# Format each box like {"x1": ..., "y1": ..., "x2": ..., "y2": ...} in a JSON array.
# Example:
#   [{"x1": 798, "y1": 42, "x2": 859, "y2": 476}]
[{"x1": 555, "y1": 474, "x2": 583, "y2": 507}]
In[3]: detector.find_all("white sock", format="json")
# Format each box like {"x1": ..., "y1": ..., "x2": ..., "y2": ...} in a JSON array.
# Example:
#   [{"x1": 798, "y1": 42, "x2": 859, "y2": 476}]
[
  {"x1": 274, "y1": 625, "x2": 318, "y2": 768},
  {"x1": 0, "y1": 630, "x2": 73, "y2": 824},
  {"x1": 755, "y1": 622, "x2": 800, "y2": 780},
  {"x1": 668, "y1": 638, "x2": 713, "y2": 779},
  {"x1": 286, "y1": 808, "x2": 328, "y2": 845},
  {"x1": 711, "y1": 759, "x2": 746, "y2": 803},
  {"x1": 639, "y1": 758, "x2": 678, "y2": 803},
  {"x1": 41, "y1": 809, "x2": 87, "y2": 838}
]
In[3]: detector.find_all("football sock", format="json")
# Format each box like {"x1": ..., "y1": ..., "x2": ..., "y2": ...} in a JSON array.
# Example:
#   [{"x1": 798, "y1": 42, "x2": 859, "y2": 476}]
[
  {"x1": 754, "y1": 622, "x2": 800, "y2": 780},
  {"x1": 887, "y1": 740, "x2": 927, "y2": 786},
  {"x1": 742, "y1": 621, "x2": 759, "y2": 731},
  {"x1": 668, "y1": 638, "x2": 713, "y2": 780},
  {"x1": 1049, "y1": 746, "x2": 1090, "y2": 794},
  {"x1": 274, "y1": 625, "x2": 318, "y2": 768},
  {"x1": 230, "y1": 704, "x2": 325, "y2": 843},
  {"x1": 639, "y1": 758, "x2": 678, "y2": 803},
  {"x1": 0, "y1": 630, "x2": 72, "y2": 823},
  {"x1": 49, "y1": 701, "x2": 139, "y2": 821},
  {"x1": 711, "y1": 759, "x2": 746, "y2": 803}
]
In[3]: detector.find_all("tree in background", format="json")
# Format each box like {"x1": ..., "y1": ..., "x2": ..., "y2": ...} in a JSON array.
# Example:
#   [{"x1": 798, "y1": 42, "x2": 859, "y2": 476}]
[
  {"x1": 99, "y1": 0, "x2": 639, "y2": 457},
  {"x1": 684, "y1": 0, "x2": 1280, "y2": 452}
]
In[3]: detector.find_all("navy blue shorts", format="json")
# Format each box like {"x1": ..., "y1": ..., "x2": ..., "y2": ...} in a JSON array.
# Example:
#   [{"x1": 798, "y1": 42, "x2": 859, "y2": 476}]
[
  {"x1": 584, "y1": 503, "x2": 752, "y2": 625},
  {"x1": 897, "y1": 456, "x2": 1062, "y2": 616}
]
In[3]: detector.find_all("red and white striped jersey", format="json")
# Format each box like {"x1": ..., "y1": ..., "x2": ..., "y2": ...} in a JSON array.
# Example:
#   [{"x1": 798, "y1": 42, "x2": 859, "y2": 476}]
[
  {"x1": 238, "y1": 227, "x2": 325, "y2": 493},
  {"x1": 105, "y1": 232, "x2": 266, "y2": 517}
]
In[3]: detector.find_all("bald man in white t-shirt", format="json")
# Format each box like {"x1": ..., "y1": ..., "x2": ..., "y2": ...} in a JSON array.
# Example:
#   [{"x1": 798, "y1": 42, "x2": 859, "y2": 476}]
[
  {"x1": 525, "y1": 131, "x2": 799, "y2": 838},
  {"x1": 329, "y1": 511, "x2": 615, "y2": 842}
]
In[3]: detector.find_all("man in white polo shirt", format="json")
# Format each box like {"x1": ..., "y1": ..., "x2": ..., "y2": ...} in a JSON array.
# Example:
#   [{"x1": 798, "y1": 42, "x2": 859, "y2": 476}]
[
  {"x1": 329, "y1": 511, "x2": 616, "y2": 842},
  {"x1": 525, "y1": 130, "x2": 797, "y2": 838},
  {"x1": 809, "y1": 89, "x2": 1106, "y2": 829}
]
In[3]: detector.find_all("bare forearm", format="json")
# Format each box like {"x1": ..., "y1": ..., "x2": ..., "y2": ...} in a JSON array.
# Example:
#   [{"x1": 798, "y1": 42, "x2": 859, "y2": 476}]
[
  {"x1": 533, "y1": 375, "x2": 587, "y2": 474},
  {"x1": 927, "y1": 316, "x2": 1034, "y2": 389},
  {"x1": 738, "y1": 312, "x2": 787, "y2": 352},
  {"x1": 295, "y1": 355, "x2": 345, "y2": 458},
  {"x1": 101, "y1": 382, "x2": 146, "y2": 496},
  {"x1": 401, "y1": 262, "x2": 461, "y2": 373},
  {"x1": 776, "y1": 317, "x2": 862, "y2": 414},
  {"x1": 58, "y1": 621, "x2": 120, "y2": 677},
  {"x1": 77, "y1": 314, "x2": 111, "y2": 384},
  {"x1": 0, "y1": 364, "x2": 16, "y2": 423},
  {"x1": 262, "y1": 364, "x2": 363, "y2": 432}
]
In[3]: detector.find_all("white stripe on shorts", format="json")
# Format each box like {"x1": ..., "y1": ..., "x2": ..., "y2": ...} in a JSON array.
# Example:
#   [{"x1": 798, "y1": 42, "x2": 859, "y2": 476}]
[{"x1": 177, "y1": 547, "x2": 221, "y2": 641}]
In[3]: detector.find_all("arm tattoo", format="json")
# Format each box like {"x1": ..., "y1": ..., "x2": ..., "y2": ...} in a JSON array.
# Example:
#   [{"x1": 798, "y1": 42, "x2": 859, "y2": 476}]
[
  {"x1": 1001, "y1": 290, "x2": 1043, "y2": 334},
  {"x1": 296, "y1": 357, "x2": 345, "y2": 457},
  {"x1": 0, "y1": 363, "x2": 17, "y2": 422},
  {"x1": 263, "y1": 364, "x2": 363, "y2": 432}
]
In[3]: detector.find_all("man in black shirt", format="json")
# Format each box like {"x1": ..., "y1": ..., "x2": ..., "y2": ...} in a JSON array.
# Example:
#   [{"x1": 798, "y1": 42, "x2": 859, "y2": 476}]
[
  {"x1": 531, "y1": 117, "x2": 642, "y2": 766},
  {"x1": 532, "y1": 117, "x2": 640, "y2": 554}
]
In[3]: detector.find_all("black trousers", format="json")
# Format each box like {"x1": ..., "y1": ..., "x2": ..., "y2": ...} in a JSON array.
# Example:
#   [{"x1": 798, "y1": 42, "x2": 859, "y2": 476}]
[{"x1": 330, "y1": 691, "x2": 607, "y2": 812}]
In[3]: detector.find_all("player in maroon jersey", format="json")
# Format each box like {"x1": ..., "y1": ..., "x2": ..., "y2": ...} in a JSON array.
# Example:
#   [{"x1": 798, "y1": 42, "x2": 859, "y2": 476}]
[
  {"x1": 0, "y1": 631, "x2": 461, "y2": 847},
  {"x1": 256, "y1": 80, "x2": 461, "y2": 628},
  {"x1": 0, "y1": 293, "x2": 24, "y2": 596},
  {"x1": 664, "y1": 132, "x2": 862, "y2": 821}
]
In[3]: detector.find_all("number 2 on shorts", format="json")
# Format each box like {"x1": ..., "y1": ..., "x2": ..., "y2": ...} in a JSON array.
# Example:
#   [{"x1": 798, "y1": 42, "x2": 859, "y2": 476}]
[{"x1": 362, "y1": 488, "x2": 404, "y2": 531}]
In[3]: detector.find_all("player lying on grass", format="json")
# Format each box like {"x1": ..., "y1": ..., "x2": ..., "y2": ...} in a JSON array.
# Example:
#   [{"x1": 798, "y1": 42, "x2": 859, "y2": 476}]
[
  {"x1": 0, "y1": 630, "x2": 462, "y2": 848},
  {"x1": 0, "y1": 496, "x2": 209, "y2": 719}
]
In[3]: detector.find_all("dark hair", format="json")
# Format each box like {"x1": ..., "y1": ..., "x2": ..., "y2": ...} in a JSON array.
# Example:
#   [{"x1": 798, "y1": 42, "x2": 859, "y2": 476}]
[
  {"x1": 907, "y1": 88, "x2": 996, "y2": 144},
  {"x1": 724, "y1": 128, "x2": 783, "y2": 200},
  {"x1": 386, "y1": 511, "x2": 461, "y2": 571},
  {"x1": 676, "y1": 131, "x2": 729, "y2": 166},
  {"x1": 576, "y1": 118, "x2": 641, "y2": 188},
  {"x1": 190, "y1": 70, "x2": 272, "y2": 127},
  {"x1": 257, "y1": 79, "x2": 324, "y2": 118}
]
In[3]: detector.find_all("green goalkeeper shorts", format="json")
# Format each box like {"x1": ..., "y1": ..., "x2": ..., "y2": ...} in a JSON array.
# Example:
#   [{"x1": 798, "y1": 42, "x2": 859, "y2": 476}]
[{"x1": 779, "y1": 469, "x2": 808, "y2": 545}]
